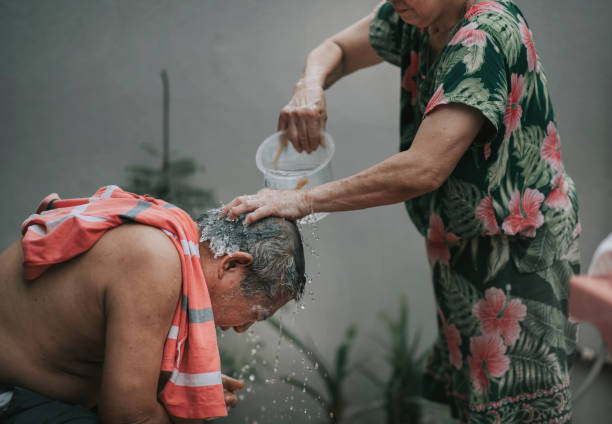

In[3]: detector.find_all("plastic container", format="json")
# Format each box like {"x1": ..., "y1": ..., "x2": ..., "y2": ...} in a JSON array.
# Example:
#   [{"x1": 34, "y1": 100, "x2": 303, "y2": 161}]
[{"x1": 256, "y1": 131, "x2": 335, "y2": 223}]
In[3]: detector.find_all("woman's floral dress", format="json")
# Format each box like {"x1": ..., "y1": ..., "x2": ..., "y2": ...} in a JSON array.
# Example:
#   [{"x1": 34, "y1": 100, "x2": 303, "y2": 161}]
[{"x1": 370, "y1": 1, "x2": 580, "y2": 422}]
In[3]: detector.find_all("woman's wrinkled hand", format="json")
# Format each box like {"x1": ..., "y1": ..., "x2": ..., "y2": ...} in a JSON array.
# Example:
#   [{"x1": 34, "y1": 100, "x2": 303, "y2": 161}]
[
  {"x1": 221, "y1": 189, "x2": 311, "y2": 225},
  {"x1": 278, "y1": 80, "x2": 327, "y2": 154}
]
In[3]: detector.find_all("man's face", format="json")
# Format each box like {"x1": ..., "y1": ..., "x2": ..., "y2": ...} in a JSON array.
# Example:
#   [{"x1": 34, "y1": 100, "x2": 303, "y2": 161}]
[{"x1": 213, "y1": 288, "x2": 291, "y2": 333}]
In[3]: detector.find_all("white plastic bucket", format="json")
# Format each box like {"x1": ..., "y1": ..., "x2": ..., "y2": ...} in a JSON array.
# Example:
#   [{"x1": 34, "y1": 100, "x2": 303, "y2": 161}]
[{"x1": 256, "y1": 131, "x2": 335, "y2": 223}]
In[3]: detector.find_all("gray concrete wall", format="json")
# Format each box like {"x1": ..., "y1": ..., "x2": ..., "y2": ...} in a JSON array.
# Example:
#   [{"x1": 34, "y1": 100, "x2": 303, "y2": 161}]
[{"x1": 1, "y1": 1, "x2": 610, "y2": 422}]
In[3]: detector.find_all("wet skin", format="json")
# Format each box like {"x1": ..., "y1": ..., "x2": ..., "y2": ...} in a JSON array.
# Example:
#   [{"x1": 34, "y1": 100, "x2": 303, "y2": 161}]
[{"x1": 0, "y1": 224, "x2": 287, "y2": 422}]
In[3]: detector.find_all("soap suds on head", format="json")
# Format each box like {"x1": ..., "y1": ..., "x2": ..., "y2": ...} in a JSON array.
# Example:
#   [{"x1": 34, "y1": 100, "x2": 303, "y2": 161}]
[
  {"x1": 196, "y1": 208, "x2": 307, "y2": 300},
  {"x1": 198, "y1": 207, "x2": 246, "y2": 258}
]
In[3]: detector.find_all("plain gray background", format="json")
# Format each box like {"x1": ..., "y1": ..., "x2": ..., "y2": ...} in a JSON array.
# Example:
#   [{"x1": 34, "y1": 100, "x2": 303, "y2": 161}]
[{"x1": 1, "y1": 0, "x2": 610, "y2": 422}]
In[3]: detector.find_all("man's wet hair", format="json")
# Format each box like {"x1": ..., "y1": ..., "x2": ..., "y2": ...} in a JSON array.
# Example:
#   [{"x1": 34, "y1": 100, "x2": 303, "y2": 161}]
[{"x1": 197, "y1": 210, "x2": 306, "y2": 301}]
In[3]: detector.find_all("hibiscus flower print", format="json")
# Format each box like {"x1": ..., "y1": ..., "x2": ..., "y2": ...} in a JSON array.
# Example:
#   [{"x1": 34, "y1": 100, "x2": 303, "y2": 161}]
[
  {"x1": 518, "y1": 14, "x2": 539, "y2": 73},
  {"x1": 503, "y1": 73, "x2": 524, "y2": 141},
  {"x1": 469, "y1": 334, "x2": 510, "y2": 395},
  {"x1": 425, "y1": 84, "x2": 450, "y2": 115},
  {"x1": 464, "y1": 1, "x2": 504, "y2": 20},
  {"x1": 540, "y1": 121, "x2": 562, "y2": 171},
  {"x1": 475, "y1": 193, "x2": 500, "y2": 236},
  {"x1": 426, "y1": 213, "x2": 459, "y2": 265},
  {"x1": 545, "y1": 172, "x2": 571, "y2": 211},
  {"x1": 402, "y1": 51, "x2": 419, "y2": 105},
  {"x1": 446, "y1": 323, "x2": 463, "y2": 370},
  {"x1": 472, "y1": 287, "x2": 527, "y2": 346},
  {"x1": 501, "y1": 188, "x2": 544, "y2": 237},
  {"x1": 437, "y1": 306, "x2": 463, "y2": 370},
  {"x1": 449, "y1": 22, "x2": 487, "y2": 47}
]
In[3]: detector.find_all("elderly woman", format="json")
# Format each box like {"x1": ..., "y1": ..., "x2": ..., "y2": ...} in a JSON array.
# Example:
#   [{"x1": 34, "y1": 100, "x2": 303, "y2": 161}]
[{"x1": 224, "y1": 0, "x2": 580, "y2": 421}]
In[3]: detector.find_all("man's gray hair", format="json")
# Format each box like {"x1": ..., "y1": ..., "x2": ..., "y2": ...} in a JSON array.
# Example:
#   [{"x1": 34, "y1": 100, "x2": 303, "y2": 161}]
[{"x1": 197, "y1": 210, "x2": 306, "y2": 301}]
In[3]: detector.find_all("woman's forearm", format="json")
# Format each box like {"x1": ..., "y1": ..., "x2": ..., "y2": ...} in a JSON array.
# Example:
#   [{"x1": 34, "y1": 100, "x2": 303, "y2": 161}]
[
  {"x1": 298, "y1": 39, "x2": 344, "y2": 90},
  {"x1": 302, "y1": 103, "x2": 486, "y2": 214},
  {"x1": 298, "y1": 15, "x2": 382, "y2": 91},
  {"x1": 303, "y1": 149, "x2": 441, "y2": 213}
]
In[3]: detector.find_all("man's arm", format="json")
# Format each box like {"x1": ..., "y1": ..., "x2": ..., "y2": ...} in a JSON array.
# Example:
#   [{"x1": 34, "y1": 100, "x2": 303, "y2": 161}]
[{"x1": 93, "y1": 224, "x2": 182, "y2": 424}]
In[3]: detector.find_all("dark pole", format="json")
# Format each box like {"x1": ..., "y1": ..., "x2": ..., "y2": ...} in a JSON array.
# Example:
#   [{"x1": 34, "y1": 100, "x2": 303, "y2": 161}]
[{"x1": 161, "y1": 70, "x2": 170, "y2": 196}]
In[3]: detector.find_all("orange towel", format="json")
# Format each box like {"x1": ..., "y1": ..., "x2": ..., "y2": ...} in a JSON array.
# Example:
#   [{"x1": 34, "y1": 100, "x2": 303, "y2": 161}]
[{"x1": 21, "y1": 185, "x2": 226, "y2": 419}]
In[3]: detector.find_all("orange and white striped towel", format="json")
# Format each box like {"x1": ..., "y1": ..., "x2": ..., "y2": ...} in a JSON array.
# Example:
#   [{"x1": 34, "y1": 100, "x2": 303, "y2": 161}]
[{"x1": 21, "y1": 185, "x2": 226, "y2": 419}]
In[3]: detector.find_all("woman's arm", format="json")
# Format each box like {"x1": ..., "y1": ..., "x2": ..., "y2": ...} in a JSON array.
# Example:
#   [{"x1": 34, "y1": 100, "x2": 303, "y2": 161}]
[
  {"x1": 279, "y1": 15, "x2": 383, "y2": 153},
  {"x1": 303, "y1": 15, "x2": 384, "y2": 89},
  {"x1": 224, "y1": 103, "x2": 486, "y2": 223}
]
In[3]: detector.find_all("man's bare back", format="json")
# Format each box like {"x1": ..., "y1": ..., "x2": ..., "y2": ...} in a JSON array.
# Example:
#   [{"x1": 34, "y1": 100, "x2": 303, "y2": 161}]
[
  {"x1": 0, "y1": 224, "x2": 181, "y2": 418},
  {"x1": 1, "y1": 197, "x2": 304, "y2": 422}
]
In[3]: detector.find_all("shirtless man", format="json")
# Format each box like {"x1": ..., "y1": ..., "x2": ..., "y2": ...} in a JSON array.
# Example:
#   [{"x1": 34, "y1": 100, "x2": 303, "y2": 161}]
[{"x1": 0, "y1": 188, "x2": 306, "y2": 423}]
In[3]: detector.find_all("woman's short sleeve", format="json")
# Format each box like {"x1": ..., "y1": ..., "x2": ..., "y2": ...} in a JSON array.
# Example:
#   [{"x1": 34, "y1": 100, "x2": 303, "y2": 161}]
[
  {"x1": 369, "y1": 2, "x2": 406, "y2": 67},
  {"x1": 425, "y1": 23, "x2": 508, "y2": 139}
]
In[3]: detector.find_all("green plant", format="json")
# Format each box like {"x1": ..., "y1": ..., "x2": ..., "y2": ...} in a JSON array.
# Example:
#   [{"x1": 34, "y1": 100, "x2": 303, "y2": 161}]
[
  {"x1": 124, "y1": 70, "x2": 215, "y2": 216},
  {"x1": 359, "y1": 295, "x2": 428, "y2": 424},
  {"x1": 266, "y1": 318, "x2": 358, "y2": 424},
  {"x1": 382, "y1": 295, "x2": 428, "y2": 424}
]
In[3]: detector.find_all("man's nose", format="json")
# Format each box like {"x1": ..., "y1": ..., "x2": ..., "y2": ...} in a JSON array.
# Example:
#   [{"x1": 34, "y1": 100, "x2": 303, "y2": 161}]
[{"x1": 233, "y1": 322, "x2": 254, "y2": 333}]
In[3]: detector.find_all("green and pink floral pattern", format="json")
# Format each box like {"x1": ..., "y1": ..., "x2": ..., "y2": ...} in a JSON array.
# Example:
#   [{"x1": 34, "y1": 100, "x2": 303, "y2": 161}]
[{"x1": 370, "y1": 0, "x2": 579, "y2": 422}]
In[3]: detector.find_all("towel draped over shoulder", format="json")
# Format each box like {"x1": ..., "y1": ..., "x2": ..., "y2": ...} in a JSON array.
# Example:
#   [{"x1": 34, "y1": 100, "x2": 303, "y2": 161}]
[{"x1": 20, "y1": 185, "x2": 226, "y2": 419}]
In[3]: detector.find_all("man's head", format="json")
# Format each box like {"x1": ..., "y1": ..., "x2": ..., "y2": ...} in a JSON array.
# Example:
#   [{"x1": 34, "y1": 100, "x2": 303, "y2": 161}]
[{"x1": 197, "y1": 210, "x2": 306, "y2": 332}]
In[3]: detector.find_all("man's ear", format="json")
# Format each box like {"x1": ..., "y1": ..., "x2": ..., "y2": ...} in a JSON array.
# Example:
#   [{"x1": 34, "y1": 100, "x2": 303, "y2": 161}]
[{"x1": 218, "y1": 252, "x2": 254, "y2": 278}]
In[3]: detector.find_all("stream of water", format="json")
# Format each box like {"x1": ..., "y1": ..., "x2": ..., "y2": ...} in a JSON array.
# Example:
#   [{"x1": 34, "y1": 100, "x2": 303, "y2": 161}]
[{"x1": 235, "y1": 220, "x2": 323, "y2": 423}]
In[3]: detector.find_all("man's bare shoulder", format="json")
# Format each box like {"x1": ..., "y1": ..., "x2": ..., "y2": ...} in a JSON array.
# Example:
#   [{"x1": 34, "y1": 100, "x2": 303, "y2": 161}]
[{"x1": 86, "y1": 224, "x2": 182, "y2": 311}]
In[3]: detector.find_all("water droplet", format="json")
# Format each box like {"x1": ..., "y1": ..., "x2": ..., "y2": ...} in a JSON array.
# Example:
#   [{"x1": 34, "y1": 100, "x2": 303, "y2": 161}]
[
  {"x1": 239, "y1": 394, "x2": 245, "y2": 400},
  {"x1": 249, "y1": 374, "x2": 255, "y2": 381},
  {"x1": 250, "y1": 349, "x2": 257, "y2": 355},
  {"x1": 246, "y1": 386, "x2": 252, "y2": 393},
  {"x1": 289, "y1": 406, "x2": 294, "y2": 411}
]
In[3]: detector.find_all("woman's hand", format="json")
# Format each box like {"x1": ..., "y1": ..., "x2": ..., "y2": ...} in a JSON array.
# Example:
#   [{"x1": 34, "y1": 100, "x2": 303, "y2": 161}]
[
  {"x1": 278, "y1": 80, "x2": 327, "y2": 154},
  {"x1": 221, "y1": 189, "x2": 311, "y2": 224}
]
